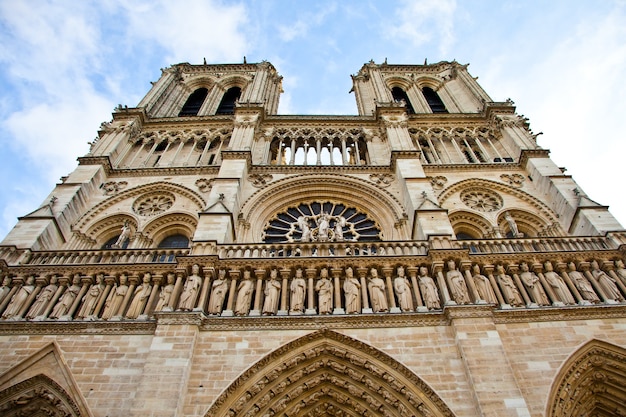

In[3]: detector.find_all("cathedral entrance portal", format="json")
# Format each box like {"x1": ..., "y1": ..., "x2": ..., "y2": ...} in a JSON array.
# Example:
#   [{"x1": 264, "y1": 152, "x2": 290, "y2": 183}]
[{"x1": 204, "y1": 329, "x2": 455, "y2": 417}]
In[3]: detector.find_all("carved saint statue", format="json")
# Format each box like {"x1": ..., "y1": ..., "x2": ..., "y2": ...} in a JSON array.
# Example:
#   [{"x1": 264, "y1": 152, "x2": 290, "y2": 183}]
[
  {"x1": 495, "y1": 265, "x2": 523, "y2": 307},
  {"x1": 591, "y1": 260, "x2": 624, "y2": 302},
  {"x1": 504, "y1": 211, "x2": 520, "y2": 238},
  {"x1": 290, "y1": 268, "x2": 306, "y2": 313},
  {"x1": 615, "y1": 260, "x2": 626, "y2": 284},
  {"x1": 0, "y1": 276, "x2": 12, "y2": 305},
  {"x1": 393, "y1": 266, "x2": 414, "y2": 312},
  {"x1": 334, "y1": 216, "x2": 346, "y2": 242},
  {"x1": 418, "y1": 266, "x2": 440, "y2": 310},
  {"x1": 2, "y1": 276, "x2": 35, "y2": 319},
  {"x1": 77, "y1": 274, "x2": 105, "y2": 320},
  {"x1": 543, "y1": 261, "x2": 575, "y2": 305},
  {"x1": 367, "y1": 268, "x2": 388, "y2": 313},
  {"x1": 102, "y1": 275, "x2": 129, "y2": 319},
  {"x1": 343, "y1": 267, "x2": 361, "y2": 314},
  {"x1": 472, "y1": 265, "x2": 497, "y2": 304},
  {"x1": 235, "y1": 270, "x2": 254, "y2": 316},
  {"x1": 262, "y1": 269, "x2": 281, "y2": 315},
  {"x1": 316, "y1": 212, "x2": 331, "y2": 242},
  {"x1": 315, "y1": 268, "x2": 333, "y2": 314},
  {"x1": 125, "y1": 273, "x2": 152, "y2": 319},
  {"x1": 519, "y1": 262, "x2": 549, "y2": 305},
  {"x1": 568, "y1": 262, "x2": 600, "y2": 303},
  {"x1": 208, "y1": 270, "x2": 228, "y2": 315},
  {"x1": 26, "y1": 276, "x2": 59, "y2": 320},
  {"x1": 50, "y1": 275, "x2": 81, "y2": 319},
  {"x1": 155, "y1": 273, "x2": 176, "y2": 312},
  {"x1": 446, "y1": 260, "x2": 470, "y2": 305},
  {"x1": 178, "y1": 264, "x2": 202, "y2": 311},
  {"x1": 297, "y1": 216, "x2": 311, "y2": 242},
  {"x1": 113, "y1": 221, "x2": 132, "y2": 248}
]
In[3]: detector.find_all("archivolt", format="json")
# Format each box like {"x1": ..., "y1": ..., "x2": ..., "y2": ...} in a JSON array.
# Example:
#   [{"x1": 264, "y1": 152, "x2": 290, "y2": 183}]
[
  {"x1": 438, "y1": 178, "x2": 558, "y2": 223},
  {"x1": 546, "y1": 339, "x2": 626, "y2": 417},
  {"x1": 239, "y1": 174, "x2": 408, "y2": 241},
  {"x1": 74, "y1": 181, "x2": 206, "y2": 232},
  {"x1": 0, "y1": 374, "x2": 83, "y2": 417},
  {"x1": 204, "y1": 329, "x2": 455, "y2": 417},
  {"x1": 449, "y1": 211, "x2": 492, "y2": 238}
]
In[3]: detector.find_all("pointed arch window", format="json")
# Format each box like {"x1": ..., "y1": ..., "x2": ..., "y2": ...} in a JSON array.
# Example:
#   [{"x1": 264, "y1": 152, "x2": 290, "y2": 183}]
[
  {"x1": 422, "y1": 87, "x2": 448, "y2": 113},
  {"x1": 391, "y1": 87, "x2": 415, "y2": 114},
  {"x1": 179, "y1": 88, "x2": 208, "y2": 116},
  {"x1": 158, "y1": 234, "x2": 189, "y2": 248},
  {"x1": 216, "y1": 86, "x2": 241, "y2": 114}
]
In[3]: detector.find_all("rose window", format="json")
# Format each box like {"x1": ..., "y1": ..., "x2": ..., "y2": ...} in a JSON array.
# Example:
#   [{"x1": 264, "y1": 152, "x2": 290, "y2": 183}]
[
  {"x1": 262, "y1": 201, "x2": 381, "y2": 244},
  {"x1": 133, "y1": 193, "x2": 175, "y2": 216},
  {"x1": 460, "y1": 189, "x2": 502, "y2": 212}
]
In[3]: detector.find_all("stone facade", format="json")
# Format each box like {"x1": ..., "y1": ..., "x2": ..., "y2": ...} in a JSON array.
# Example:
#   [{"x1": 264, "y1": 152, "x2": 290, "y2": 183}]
[{"x1": 0, "y1": 60, "x2": 625, "y2": 417}]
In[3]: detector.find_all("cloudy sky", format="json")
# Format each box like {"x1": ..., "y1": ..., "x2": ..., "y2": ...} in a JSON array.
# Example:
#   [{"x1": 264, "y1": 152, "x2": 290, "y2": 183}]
[{"x1": 0, "y1": 0, "x2": 625, "y2": 239}]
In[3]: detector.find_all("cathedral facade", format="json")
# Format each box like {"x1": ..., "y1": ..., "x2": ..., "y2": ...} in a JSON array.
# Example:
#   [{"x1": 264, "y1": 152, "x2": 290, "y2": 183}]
[{"x1": 0, "y1": 60, "x2": 625, "y2": 417}]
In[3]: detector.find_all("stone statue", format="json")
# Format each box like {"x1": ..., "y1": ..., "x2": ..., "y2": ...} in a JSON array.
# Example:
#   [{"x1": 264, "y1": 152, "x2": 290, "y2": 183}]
[
  {"x1": 591, "y1": 260, "x2": 624, "y2": 302},
  {"x1": 315, "y1": 268, "x2": 333, "y2": 314},
  {"x1": 343, "y1": 267, "x2": 361, "y2": 314},
  {"x1": 446, "y1": 260, "x2": 470, "y2": 304},
  {"x1": 0, "y1": 276, "x2": 12, "y2": 305},
  {"x1": 125, "y1": 273, "x2": 152, "y2": 319},
  {"x1": 26, "y1": 276, "x2": 58, "y2": 320},
  {"x1": 334, "y1": 216, "x2": 346, "y2": 241},
  {"x1": 155, "y1": 273, "x2": 175, "y2": 312},
  {"x1": 519, "y1": 262, "x2": 549, "y2": 305},
  {"x1": 235, "y1": 270, "x2": 254, "y2": 316},
  {"x1": 543, "y1": 261, "x2": 575, "y2": 305},
  {"x1": 77, "y1": 274, "x2": 105, "y2": 320},
  {"x1": 102, "y1": 275, "x2": 129, "y2": 319},
  {"x1": 113, "y1": 221, "x2": 131, "y2": 248},
  {"x1": 472, "y1": 265, "x2": 497, "y2": 303},
  {"x1": 290, "y1": 268, "x2": 306, "y2": 313},
  {"x1": 2, "y1": 276, "x2": 35, "y2": 319},
  {"x1": 418, "y1": 267, "x2": 440, "y2": 310},
  {"x1": 615, "y1": 260, "x2": 626, "y2": 284},
  {"x1": 262, "y1": 269, "x2": 281, "y2": 315},
  {"x1": 316, "y1": 212, "x2": 331, "y2": 242},
  {"x1": 393, "y1": 266, "x2": 413, "y2": 311},
  {"x1": 495, "y1": 265, "x2": 523, "y2": 306},
  {"x1": 297, "y1": 216, "x2": 311, "y2": 242},
  {"x1": 178, "y1": 264, "x2": 202, "y2": 311},
  {"x1": 504, "y1": 211, "x2": 520, "y2": 237},
  {"x1": 367, "y1": 268, "x2": 388, "y2": 313},
  {"x1": 568, "y1": 262, "x2": 600, "y2": 303},
  {"x1": 50, "y1": 275, "x2": 81, "y2": 319},
  {"x1": 208, "y1": 269, "x2": 228, "y2": 315}
]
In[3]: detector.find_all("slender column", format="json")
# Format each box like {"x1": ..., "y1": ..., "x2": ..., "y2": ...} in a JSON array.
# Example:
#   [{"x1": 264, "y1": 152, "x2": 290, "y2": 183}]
[
  {"x1": 555, "y1": 263, "x2": 582, "y2": 303},
  {"x1": 197, "y1": 139, "x2": 211, "y2": 166},
  {"x1": 509, "y1": 266, "x2": 532, "y2": 306},
  {"x1": 305, "y1": 268, "x2": 317, "y2": 315},
  {"x1": 484, "y1": 266, "x2": 505, "y2": 306},
  {"x1": 194, "y1": 269, "x2": 212, "y2": 313},
  {"x1": 328, "y1": 142, "x2": 335, "y2": 166},
  {"x1": 357, "y1": 267, "x2": 372, "y2": 313},
  {"x1": 41, "y1": 276, "x2": 67, "y2": 319},
  {"x1": 382, "y1": 266, "x2": 399, "y2": 313},
  {"x1": 433, "y1": 262, "x2": 453, "y2": 305},
  {"x1": 169, "y1": 139, "x2": 186, "y2": 166},
  {"x1": 126, "y1": 141, "x2": 146, "y2": 167},
  {"x1": 223, "y1": 269, "x2": 240, "y2": 317},
  {"x1": 353, "y1": 139, "x2": 361, "y2": 165},
  {"x1": 486, "y1": 137, "x2": 503, "y2": 161},
  {"x1": 450, "y1": 138, "x2": 465, "y2": 162},
  {"x1": 533, "y1": 264, "x2": 559, "y2": 306},
  {"x1": 426, "y1": 137, "x2": 442, "y2": 163},
  {"x1": 141, "y1": 141, "x2": 160, "y2": 167},
  {"x1": 250, "y1": 269, "x2": 265, "y2": 316},
  {"x1": 475, "y1": 137, "x2": 491, "y2": 161},
  {"x1": 16, "y1": 277, "x2": 43, "y2": 319},
  {"x1": 316, "y1": 140, "x2": 322, "y2": 165},
  {"x1": 183, "y1": 139, "x2": 197, "y2": 166},
  {"x1": 582, "y1": 263, "x2": 612, "y2": 303},
  {"x1": 157, "y1": 140, "x2": 173, "y2": 167},
  {"x1": 439, "y1": 137, "x2": 453, "y2": 163},
  {"x1": 118, "y1": 276, "x2": 138, "y2": 317},
  {"x1": 289, "y1": 139, "x2": 296, "y2": 165},
  {"x1": 461, "y1": 261, "x2": 480, "y2": 303},
  {"x1": 462, "y1": 138, "x2": 478, "y2": 162},
  {"x1": 143, "y1": 274, "x2": 162, "y2": 317},
  {"x1": 407, "y1": 267, "x2": 425, "y2": 311},
  {"x1": 341, "y1": 139, "x2": 347, "y2": 164},
  {"x1": 165, "y1": 272, "x2": 183, "y2": 311},
  {"x1": 93, "y1": 278, "x2": 114, "y2": 318},
  {"x1": 331, "y1": 267, "x2": 345, "y2": 314},
  {"x1": 278, "y1": 268, "x2": 290, "y2": 315},
  {"x1": 65, "y1": 277, "x2": 91, "y2": 320},
  {"x1": 114, "y1": 140, "x2": 134, "y2": 166}
]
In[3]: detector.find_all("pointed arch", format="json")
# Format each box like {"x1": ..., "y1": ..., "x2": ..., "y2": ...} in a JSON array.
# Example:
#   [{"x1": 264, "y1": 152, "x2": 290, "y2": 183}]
[
  {"x1": 546, "y1": 339, "x2": 626, "y2": 417},
  {"x1": 204, "y1": 329, "x2": 455, "y2": 417},
  {"x1": 449, "y1": 211, "x2": 492, "y2": 239},
  {"x1": 0, "y1": 342, "x2": 92, "y2": 417}
]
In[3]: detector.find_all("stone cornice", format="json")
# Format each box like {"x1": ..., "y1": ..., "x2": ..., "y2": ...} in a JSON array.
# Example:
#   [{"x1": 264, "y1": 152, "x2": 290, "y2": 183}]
[{"x1": 0, "y1": 320, "x2": 156, "y2": 335}]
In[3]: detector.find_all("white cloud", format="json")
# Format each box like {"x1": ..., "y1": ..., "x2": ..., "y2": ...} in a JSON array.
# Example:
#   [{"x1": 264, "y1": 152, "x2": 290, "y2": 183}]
[
  {"x1": 387, "y1": 0, "x2": 457, "y2": 55},
  {"x1": 276, "y1": 3, "x2": 338, "y2": 42}
]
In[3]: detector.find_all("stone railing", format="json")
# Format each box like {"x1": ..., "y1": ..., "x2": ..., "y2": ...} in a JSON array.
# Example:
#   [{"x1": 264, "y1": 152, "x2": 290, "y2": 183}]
[
  {"x1": 459, "y1": 236, "x2": 614, "y2": 254},
  {"x1": 214, "y1": 241, "x2": 430, "y2": 259},
  {"x1": 20, "y1": 248, "x2": 189, "y2": 266}
]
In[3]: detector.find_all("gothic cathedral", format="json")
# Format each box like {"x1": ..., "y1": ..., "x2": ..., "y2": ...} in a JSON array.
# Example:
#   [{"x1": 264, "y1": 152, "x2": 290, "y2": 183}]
[{"x1": 0, "y1": 60, "x2": 625, "y2": 417}]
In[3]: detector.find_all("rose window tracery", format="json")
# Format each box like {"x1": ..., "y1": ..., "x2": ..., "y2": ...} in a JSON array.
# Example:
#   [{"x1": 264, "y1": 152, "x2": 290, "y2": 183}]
[
  {"x1": 262, "y1": 202, "x2": 381, "y2": 243},
  {"x1": 133, "y1": 193, "x2": 175, "y2": 216},
  {"x1": 460, "y1": 188, "x2": 502, "y2": 212}
]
